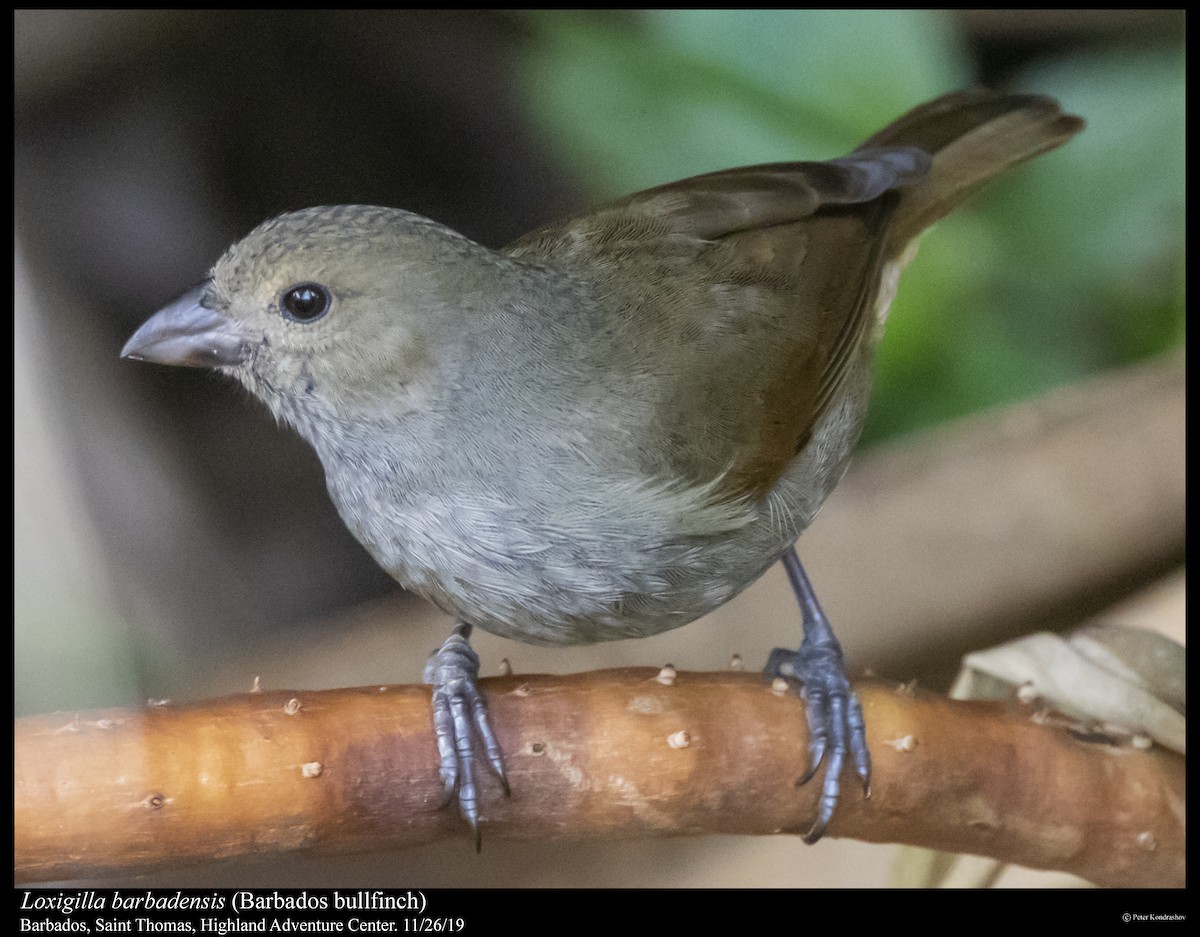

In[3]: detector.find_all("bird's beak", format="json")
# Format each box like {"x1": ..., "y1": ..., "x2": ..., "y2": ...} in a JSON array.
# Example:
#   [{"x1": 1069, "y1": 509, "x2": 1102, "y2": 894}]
[{"x1": 121, "y1": 284, "x2": 249, "y2": 368}]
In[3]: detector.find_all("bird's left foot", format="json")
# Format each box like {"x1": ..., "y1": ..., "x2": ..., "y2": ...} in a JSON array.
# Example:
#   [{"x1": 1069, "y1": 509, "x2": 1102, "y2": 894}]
[
  {"x1": 769, "y1": 549, "x2": 870, "y2": 843},
  {"x1": 423, "y1": 621, "x2": 509, "y2": 850}
]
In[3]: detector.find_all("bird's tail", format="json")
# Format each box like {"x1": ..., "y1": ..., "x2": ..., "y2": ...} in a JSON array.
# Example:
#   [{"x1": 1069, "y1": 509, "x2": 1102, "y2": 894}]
[{"x1": 859, "y1": 90, "x2": 1084, "y2": 255}]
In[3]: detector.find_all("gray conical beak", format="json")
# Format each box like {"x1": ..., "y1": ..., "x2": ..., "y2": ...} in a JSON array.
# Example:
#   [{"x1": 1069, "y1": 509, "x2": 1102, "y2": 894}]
[{"x1": 122, "y1": 284, "x2": 249, "y2": 368}]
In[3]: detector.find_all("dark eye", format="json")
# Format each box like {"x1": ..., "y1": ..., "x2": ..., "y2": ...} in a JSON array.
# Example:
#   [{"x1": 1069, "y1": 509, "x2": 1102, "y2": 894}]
[{"x1": 280, "y1": 283, "x2": 331, "y2": 323}]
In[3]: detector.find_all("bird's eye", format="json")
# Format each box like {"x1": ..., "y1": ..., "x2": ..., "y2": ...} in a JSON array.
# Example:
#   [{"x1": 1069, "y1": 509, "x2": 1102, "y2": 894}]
[{"x1": 280, "y1": 283, "x2": 331, "y2": 323}]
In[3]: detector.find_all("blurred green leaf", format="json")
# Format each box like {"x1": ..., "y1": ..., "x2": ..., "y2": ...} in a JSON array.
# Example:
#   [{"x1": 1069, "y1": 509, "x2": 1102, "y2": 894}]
[
  {"x1": 513, "y1": 11, "x2": 1184, "y2": 444},
  {"x1": 516, "y1": 10, "x2": 967, "y2": 195},
  {"x1": 868, "y1": 44, "x2": 1185, "y2": 439},
  {"x1": 1003, "y1": 48, "x2": 1186, "y2": 358}
]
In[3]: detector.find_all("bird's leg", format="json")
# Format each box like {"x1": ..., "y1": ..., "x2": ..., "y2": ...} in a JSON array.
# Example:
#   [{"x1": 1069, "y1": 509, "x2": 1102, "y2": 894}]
[
  {"x1": 423, "y1": 620, "x2": 509, "y2": 850},
  {"x1": 766, "y1": 547, "x2": 870, "y2": 843}
]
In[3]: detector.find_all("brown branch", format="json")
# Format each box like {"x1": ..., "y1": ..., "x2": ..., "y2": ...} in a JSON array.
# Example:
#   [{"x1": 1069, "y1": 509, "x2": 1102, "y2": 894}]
[{"x1": 15, "y1": 670, "x2": 1183, "y2": 887}]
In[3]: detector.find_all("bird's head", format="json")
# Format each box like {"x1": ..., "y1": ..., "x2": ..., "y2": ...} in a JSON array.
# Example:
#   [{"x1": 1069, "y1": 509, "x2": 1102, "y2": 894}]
[{"x1": 122, "y1": 205, "x2": 496, "y2": 428}]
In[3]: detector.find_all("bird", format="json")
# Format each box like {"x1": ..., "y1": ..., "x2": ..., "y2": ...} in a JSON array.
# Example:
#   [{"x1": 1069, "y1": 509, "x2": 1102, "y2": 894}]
[{"x1": 122, "y1": 90, "x2": 1084, "y2": 847}]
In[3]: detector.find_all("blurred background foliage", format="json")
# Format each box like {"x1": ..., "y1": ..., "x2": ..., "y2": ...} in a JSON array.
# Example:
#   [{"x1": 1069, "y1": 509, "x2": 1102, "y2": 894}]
[
  {"x1": 513, "y1": 9, "x2": 1185, "y2": 443},
  {"x1": 13, "y1": 7, "x2": 1184, "y2": 709},
  {"x1": 14, "y1": 8, "x2": 1186, "y2": 707},
  {"x1": 12, "y1": 8, "x2": 1185, "y2": 888}
]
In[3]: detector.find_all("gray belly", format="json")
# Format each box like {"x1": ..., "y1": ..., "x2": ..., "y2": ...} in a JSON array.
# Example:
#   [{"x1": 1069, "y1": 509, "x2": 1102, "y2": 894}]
[{"x1": 322, "y1": 370, "x2": 867, "y2": 647}]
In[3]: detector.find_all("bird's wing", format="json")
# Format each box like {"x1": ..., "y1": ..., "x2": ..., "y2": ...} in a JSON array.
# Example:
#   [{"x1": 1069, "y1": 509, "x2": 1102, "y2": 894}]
[
  {"x1": 503, "y1": 92, "x2": 1083, "y2": 503},
  {"x1": 504, "y1": 152, "x2": 923, "y2": 501}
]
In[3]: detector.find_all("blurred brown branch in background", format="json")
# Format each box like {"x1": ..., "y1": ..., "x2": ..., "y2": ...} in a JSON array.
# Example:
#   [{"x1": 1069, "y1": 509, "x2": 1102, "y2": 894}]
[{"x1": 819, "y1": 348, "x2": 1184, "y2": 672}]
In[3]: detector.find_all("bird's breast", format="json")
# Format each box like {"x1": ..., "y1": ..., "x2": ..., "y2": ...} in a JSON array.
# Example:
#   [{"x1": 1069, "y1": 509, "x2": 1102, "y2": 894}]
[{"x1": 318, "y1": 441, "x2": 799, "y2": 645}]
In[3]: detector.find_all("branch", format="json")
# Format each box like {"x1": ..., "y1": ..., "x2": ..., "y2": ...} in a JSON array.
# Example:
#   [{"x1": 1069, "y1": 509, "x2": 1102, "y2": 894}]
[{"x1": 15, "y1": 670, "x2": 1183, "y2": 887}]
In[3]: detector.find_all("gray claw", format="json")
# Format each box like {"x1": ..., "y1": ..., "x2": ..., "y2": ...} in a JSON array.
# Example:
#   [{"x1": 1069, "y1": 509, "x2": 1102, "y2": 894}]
[
  {"x1": 424, "y1": 621, "x2": 508, "y2": 844},
  {"x1": 773, "y1": 548, "x2": 872, "y2": 843}
]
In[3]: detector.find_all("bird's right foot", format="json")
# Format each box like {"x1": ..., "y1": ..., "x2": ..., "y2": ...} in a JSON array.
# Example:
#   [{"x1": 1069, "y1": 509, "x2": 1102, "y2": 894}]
[{"x1": 423, "y1": 621, "x2": 509, "y2": 850}]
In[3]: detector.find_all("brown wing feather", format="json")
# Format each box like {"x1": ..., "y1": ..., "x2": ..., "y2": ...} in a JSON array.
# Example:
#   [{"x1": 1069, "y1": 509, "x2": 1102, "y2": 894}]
[
  {"x1": 503, "y1": 91, "x2": 1082, "y2": 505},
  {"x1": 505, "y1": 153, "x2": 918, "y2": 500}
]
